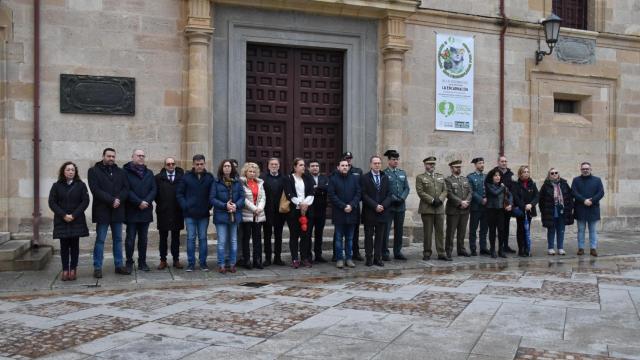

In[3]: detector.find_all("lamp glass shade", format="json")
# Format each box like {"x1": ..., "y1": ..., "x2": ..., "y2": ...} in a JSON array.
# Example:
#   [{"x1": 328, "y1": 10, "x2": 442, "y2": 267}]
[{"x1": 542, "y1": 13, "x2": 562, "y2": 45}]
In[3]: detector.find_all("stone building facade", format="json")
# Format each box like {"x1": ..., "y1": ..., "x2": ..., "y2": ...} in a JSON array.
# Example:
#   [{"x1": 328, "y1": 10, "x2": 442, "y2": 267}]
[{"x1": 0, "y1": 0, "x2": 639, "y2": 245}]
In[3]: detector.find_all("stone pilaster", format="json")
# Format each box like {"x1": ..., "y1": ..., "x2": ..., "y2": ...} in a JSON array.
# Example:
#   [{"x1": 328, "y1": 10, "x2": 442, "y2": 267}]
[
  {"x1": 184, "y1": 0, "x2": 214, "y2": 162},
  {"x1": 381, "y1": 14, "x2": 410, "y2": 156}
]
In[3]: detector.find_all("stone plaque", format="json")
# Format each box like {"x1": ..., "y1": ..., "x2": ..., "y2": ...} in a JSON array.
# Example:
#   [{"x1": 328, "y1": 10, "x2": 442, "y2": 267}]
[
  {"x1": 60, "y1": 74, "x2": 135, "y2": 115},
  {"x1": 555, "y1": 36, "x2": 595, "y2": 65}
]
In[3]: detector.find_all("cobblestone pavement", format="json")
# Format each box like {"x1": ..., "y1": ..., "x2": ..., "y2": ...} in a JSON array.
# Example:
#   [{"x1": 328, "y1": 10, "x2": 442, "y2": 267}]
[{"x1": 1, "y1": 231, "x2": 640, "y2": 359}]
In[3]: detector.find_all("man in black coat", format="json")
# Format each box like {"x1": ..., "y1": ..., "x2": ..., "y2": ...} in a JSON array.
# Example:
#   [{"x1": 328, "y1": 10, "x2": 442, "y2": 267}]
[
  {"x1": 260, "y1": 157, "x2": 286, "y2": 266},
  {"x1": 87, "y1": 148, "x2": 130, "y2": 279},
  {"x1": 360, "y1": 156, "x2": 392, "y2": 267},
  {"x1": 342, "y1": 151, "x2": 364, "y2": 261},
  {"x1": 123, "y1": 149, "x2": 157, "y2": 273},
  {"x1": 155, "y1": 157, "x2": 184, "y2": 270},
  {"x1": 493, "y1": 155, "x2": 517, "y2": 253},
  {"x1": 308, "y1": 160, "x2": 329, "y2": 263}
]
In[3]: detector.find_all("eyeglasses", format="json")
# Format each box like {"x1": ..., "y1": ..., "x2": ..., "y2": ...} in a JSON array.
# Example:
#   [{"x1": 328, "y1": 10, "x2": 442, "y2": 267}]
[
  {"x1": 165, "y1": 163, "x2": 175, "y2": 166},
  {"x1": 581, "y1": 168, "x2": 590, "y2": 171},
  {"x1": 549, "y1": 171, "x2": 558, "y2": 175}
]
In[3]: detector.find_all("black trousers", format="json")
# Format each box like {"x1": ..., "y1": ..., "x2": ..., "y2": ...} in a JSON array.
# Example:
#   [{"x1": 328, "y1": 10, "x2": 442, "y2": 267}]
[
  {"x1": 287, "y1": 209, "x2": 311, "y2": 261},
  {"x1": 383, "y1": 210, "x2": 405, "y2": 257},
  {"x1": 487, "y1": 209, "x2": 507, "y2": 252},
  {"x1": 241, "y1": 222, "x2": 263, "y2": 263},
  {"x1": 159, "y1": 230, "x2": 180, "y2": 262},
  {"x1": 353, "y1": 210, "x2": 361, "y2": 254},
  {"x1": 469, "y1": 210, "x2": 488, "y2": 252},
  {"x1": 60, "y1": 237, "x2": 79, "y2": 271},
  {"x1": 263, "y1": 213, "x2": 285, "y2": 260},
  {"x1": 502, "y1": 211, "x2": 512, "y2": 250},
  {"x1": 308, "y1": 211, "x2": 326, "y2": 259},
  {"x1": 364, "y1": 221, "x2": 385, "y2": 260}
]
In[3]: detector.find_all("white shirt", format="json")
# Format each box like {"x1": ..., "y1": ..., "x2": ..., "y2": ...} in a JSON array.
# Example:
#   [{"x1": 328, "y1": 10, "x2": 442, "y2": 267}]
[{"x1": 291, "y1": 174, "x2": 314, "y2": 207}]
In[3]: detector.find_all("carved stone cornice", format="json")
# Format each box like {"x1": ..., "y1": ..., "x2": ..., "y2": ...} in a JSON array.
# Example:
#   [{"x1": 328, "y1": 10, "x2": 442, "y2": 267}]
[
  {"x1": 382, "y1": 14, "x2": 411, "y2": 59},
  {"x1": 185, "y1": 0, "x2": 214, "y2": 45}
]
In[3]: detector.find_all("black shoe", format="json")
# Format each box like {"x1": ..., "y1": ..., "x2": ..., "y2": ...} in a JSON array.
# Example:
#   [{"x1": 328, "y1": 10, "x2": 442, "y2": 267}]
[
  {"x1": 490, "y1": 251, "x2": 497, "y2": 259},
  {"x1": 138, "y1": 263, "x2": 150, "y2": 272},
  {"x1": 470, "y1": 250, "x2": 478, "y2": 256},
  {"x1": 331, "y1": 255, "x2": 337, "y2": 262},
  {"x1": 253, "y1": 261, "x2": 263, "y2": 270},
  {"x1": 314, "y1": 256, "x2": 328, "y2": 263},
  {"x1": 382, "y1": 254, "x2": 391, "y2": 261},
  {"x1": 243, "y1": 261, "x2": 253, "y2": 270},
  {"x1": 445, "y1": 252, "x2": 453, "y2": 259},
  {"x1": 373, "y1": 259, "x2": 384, "y2": 267},
  {"x1": 263, "y1": 258, "x2": 271, "y2": 267},
  {"x1": 422, "y1": 255, "x2": 430, "y2": 261},
  {"x1": 480, "y1": 249, "x2": 491, "y2": 256},
  {"x1": 437, "y1": 255, "x2": 449, "y2": 261},
  {"x1": 458, "y1": 250, "x2": 471, "y2": 257},
  {"x1": 273, "y1": 258, "x2": 286, "y2": 266},
  {"x1": 94, "y1": 269, "x2": 103, "y2": 278},
  {"x1": 115, "y1": 266, "x2": 129, "y2": 275},
  {"x1": 353, "y1": 253, "x2": 365, "y2": 261},
  {"x1": 518, "y1": 250, "x2": 525, "y2": 257},
  {"x1": 394, "y1": 254, "x2": 408, "y2": 260},
  {"x1": 125, "y1": 262, "x2": 134, "y2": 274},
  {"x1": 499, "y1": 251, "x2": 507, "y2": 258},
  {"x1": 365, "y1": 257, "x2": 373, "y2": 266},
  {"x1": 505, "y1": 246, "x2": 516, "y2": 253}
]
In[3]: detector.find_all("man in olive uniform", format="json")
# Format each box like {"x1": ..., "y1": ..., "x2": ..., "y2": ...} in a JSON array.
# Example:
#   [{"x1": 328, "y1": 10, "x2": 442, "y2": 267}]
[
  {"x1": 445, "y1": 160, "x2": 472, "y2": 258},
  {"x1": 416, "y1": 157, "x2": 448, "y2": 261},
  {"x1": 382, "y1": 150, "x2": 409, "y2": 260}
]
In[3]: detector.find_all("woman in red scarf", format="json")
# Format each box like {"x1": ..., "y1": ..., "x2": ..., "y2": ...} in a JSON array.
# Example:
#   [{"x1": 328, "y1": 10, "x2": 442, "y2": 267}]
[{"x1": 240, "y1": 162, "x2": 266, "y2": 269}]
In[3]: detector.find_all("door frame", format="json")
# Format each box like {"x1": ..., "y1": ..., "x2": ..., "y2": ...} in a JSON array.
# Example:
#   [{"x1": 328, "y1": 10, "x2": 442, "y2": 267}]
[{"x1": 212, "y1": 6, "x2": 378, "y2": 171}]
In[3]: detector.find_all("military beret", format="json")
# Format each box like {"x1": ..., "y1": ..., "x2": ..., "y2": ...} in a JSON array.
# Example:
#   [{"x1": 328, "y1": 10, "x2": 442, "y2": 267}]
[
  {"x1": 449, "y1": 160, "x2": 462, "y2": 167},
  {"x1": 342, "y1": 151, "x2": 353, "y2": 159},
  {"x1": 383, "y1": 149, "x2": 399, "y2": 159},
  {"x1": 423, "y1": 156, "x2": 437, "y2": 164},
  {"x1": 471, "y1": 157, "x2": 484, "y2": 164}
]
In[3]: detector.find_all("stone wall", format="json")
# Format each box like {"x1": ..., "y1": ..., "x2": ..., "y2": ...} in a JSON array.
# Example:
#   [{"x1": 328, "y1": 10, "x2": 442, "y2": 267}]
[{"x1": 0, "y1": 0, "x2": 188, "y2": 233}]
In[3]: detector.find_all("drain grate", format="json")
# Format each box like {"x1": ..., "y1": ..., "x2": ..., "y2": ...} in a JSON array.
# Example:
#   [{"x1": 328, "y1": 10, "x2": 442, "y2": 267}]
[{"x1": 239, "y1": 282, "x2": 269, "y2": 288}]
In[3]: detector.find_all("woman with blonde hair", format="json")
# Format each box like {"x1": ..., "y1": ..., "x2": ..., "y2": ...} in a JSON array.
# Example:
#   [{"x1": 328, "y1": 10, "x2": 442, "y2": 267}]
[
  {"x1": 538, "y1": 167, "x2": 573, "y2": 255},
  {"x1": 240, "y1": 162, "x2": 267, "y2": 269},
  {"x1": 512, "y1": 165, "x2": 539, "y2": 257}
]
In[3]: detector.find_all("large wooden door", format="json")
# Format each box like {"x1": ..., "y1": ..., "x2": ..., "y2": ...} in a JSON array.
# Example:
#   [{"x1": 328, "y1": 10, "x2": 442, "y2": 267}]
[{"x1": 246, "y1": 44, "x2": 344, "y2": 174}]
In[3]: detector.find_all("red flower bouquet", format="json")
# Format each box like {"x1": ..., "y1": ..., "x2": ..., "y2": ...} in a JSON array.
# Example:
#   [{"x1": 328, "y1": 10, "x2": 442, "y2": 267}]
[{"x1": 299, "y1": 215, "x2": 308, "y2": 232}]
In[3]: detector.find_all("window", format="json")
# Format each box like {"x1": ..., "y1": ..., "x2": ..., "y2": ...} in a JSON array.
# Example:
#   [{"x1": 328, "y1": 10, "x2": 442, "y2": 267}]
[
  {"x1": 554, "y1": 99, "x2": 579, "y2": 114},
  {"x1": 552, "y1": 0, "x2": 588, "y2": 30}
]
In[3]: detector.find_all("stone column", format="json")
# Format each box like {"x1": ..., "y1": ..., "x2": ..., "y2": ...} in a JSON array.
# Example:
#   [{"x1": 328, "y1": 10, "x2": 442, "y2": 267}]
[
  {"x1": 381, "y1": 15, "x2": 410, "y2": 156},
  {"x1": 184, "y1": 0, "x2": 214, "y2": 161}
]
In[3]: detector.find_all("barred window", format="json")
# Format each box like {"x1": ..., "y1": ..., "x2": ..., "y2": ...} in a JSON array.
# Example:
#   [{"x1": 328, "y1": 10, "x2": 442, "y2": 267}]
[{"x1": 552, "y1": 0, "x2": 588, "y2": 30}]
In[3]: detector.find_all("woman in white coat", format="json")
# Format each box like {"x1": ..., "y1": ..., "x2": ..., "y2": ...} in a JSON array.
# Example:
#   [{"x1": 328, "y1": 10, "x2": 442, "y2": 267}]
[{"x1": 240, "y1": 162, "x2": 266, "y2": 269}]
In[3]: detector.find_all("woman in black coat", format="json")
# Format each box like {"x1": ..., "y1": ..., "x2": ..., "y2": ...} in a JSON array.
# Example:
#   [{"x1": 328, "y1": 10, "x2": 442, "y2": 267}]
[
  {"x1": 538, "y1": 168, "x2": 574, "y2": 256},
  {"x1": 484, "y1": 168, "x2": 512, "y2": 259},
  {"x1": 512, "y1": 165, "x2": 539, "y2": 257},
  {"x1": 48, "y1": 162, "x2": 90, "y2": 281},
  {"x1": 283, "y1": 158, "x2": 315, "y2": 268}
]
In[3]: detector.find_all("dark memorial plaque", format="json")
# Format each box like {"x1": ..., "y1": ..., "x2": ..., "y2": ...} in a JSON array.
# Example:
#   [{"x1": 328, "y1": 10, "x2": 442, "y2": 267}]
[{"x1": 60, "y1": 74, "x2": 135, "y2": 115}]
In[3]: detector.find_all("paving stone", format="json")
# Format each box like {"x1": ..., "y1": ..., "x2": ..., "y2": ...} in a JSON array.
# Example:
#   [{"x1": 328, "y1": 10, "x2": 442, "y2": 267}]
[
  {"x1": 344, "y1": 281, "x2": 403, "y2": 293},
  {"x1": 285, "y1": 334, "x2": 386, "y2": 359},
  {"x1": 37, "y1": 350, "x2": 89, "y2": 360},
  {"x1": 599, "y1": 289, "x2": 637, "y2": 313},
  {"x1": 95, "y1": 335, "x2": 208, "y2": 360},
  {"x1": 410, "y1": 277, "x2": 465, "y2": 287},
  {"x1": 195, "y1": 290, "x2": 259, "y2": 304},
  {"x1": 321, "y1": 316, "x2": 411, "y2": 342},
  {"x1": 108, "y1": 295, "x2": 185, "y2": 312},
  {"x1": 599, "y1": 276, "x2": 640, "y2": 288},
  {"x1": 485, "y1": 303, "x2": 566, "y2": 340},
  {"x1": 471, "y1": 333, "x2": 521, "y2": 358},
  {"x1": 514, "y1": 347, "x2": 626, "y2": 360},
  {"x1": 482, "y1": 280, "x2": 600, "y2": 303},
  {"x1": 274, "y1": 286, "x2": 335, "y2": 300},
  {"x1": 12, "y1": 300, "x2": 95, "y2": 318},
  {"x1": 130, "y1": 322, "x2": 202, "y2": 339},
  {"x1": 73, "y1": 330, "x2": 148, "y2": 355},
  {"x1": 182, "y1": 345, "x2": 276, "y2": 360},
  {"x1": 393, "y1": 323, "x2": 481, "y2": 354},
  {"x1": 519, "y1": 337, "x2": 609, "y2": 356},
  {"x1": 470, "y1": 272, "x2": 522, "y2": 282},
  {"x1": 372, "y1": 343, "x2": 468, "y2": 360},
  {"x1": 607, "y1": 345, "x2": 640, "y2": 360}
]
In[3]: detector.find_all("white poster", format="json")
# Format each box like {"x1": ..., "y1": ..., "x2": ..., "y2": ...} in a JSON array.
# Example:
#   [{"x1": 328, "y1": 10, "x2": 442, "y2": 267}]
[{"x1": 435, "y1": 34, "x2": 474, "y2": 132}]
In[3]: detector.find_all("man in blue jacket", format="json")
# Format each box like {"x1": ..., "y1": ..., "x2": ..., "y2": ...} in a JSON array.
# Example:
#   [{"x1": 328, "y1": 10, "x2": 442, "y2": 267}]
[
  {"x1": 123, "y1": 149, "x2": 157, "y2": 273},
  {"x1": 328, "y1": 159, "x2": 361, "y2": 268},
  {"x1": 571, "y1": 162, "x2": 605, "y2": 257},
  {"x1": 177, "y1": 154, "x2": 215, "y2": 271},
  {"x1": 467, "y1": 157, "x2": 488, "y2": 256}
]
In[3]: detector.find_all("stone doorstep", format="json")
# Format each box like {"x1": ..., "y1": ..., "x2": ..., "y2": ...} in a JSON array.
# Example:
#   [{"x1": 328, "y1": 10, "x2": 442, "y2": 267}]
[
  {"x1": 0, "y1": 239, "x2": 31, "y2": 261},
  {"x1": 0, "y1": 232, "x2": 9, "y2": 245},
  {"x1": 0, "y1": 245, "x2": 52, "y2": 271}
]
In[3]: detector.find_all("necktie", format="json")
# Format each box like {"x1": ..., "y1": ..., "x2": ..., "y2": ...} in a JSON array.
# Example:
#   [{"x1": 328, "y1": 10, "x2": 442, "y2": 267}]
[
  {"x1": 169, "y1": 174, "x2": 174, "y2": 182},
  {"x1": 375, "y1": 174, "x2": 380, "y2": 189}
]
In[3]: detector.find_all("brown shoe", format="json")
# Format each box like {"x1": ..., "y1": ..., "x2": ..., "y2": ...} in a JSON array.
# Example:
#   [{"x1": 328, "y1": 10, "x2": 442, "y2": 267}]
[
  {"x1": 61, "y1": 270, "x2": 69, "y2": 281},
  {"x1": 157, "y1": 260, "x2": 168, "y2": 270},
  {"x1": 590, "y1": 249, "x2": 598, "y2": 257},
  {"x1": 173, "y1": 261, "x2": 184, "y2": 269},
  {"x1": 577, "y1": 248, "x2": 585, "y2": 256},
  {"x1": 69, "y1": 269, "x2": 77, "y2": 281}
]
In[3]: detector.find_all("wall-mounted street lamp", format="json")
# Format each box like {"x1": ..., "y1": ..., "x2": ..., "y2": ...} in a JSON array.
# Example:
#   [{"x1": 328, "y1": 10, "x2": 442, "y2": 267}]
[{"x1": 535, "y1": 13, "x2": 562, "y2": 65}]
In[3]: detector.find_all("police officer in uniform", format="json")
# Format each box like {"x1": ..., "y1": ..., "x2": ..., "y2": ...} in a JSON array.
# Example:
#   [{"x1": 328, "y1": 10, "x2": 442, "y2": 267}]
[
  {"x1": 467, "y1": 157, "x2": 489, "y2": 256},
  {"x1": 382, "y1": 150, "x2": 409, "y2": 260},
  {"x1": 445, "y1": 160, "x2": 472, "y2": 258},
  {"x1": 416, "y1": 156, "x2": 448, "y2": 261}
]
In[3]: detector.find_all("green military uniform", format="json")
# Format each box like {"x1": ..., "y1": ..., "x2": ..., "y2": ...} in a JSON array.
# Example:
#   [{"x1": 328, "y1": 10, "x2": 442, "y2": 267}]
[
  {"x1": 416, "y1": 157, "x2": 447, "y2": 259},
  {"x1": 445, "y1": 160, "x2": 472, "y2": 257}
]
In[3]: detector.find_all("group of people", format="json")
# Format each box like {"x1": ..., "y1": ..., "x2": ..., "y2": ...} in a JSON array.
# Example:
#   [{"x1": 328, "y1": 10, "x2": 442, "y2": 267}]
[{"x1": 48, "y1": 147, "x2": 605, "y2": 281}]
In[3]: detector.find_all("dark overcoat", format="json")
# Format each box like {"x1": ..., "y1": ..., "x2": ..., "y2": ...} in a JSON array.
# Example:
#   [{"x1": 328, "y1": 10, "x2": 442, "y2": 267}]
[
  {"x1": 571, "y1": 175, "x2": 605, "y2": 221},
  {"x1": 48, "y1": 180, "x2": 90, "y2": 239},
  {"x1": 360, "y1": 171, "x2": 392, "y2": 224},
  {"x1": 87, "y1": 161, "x2": 129, "y2": 224},
  {"x1": 538, "y1": 178, "x2": 574, "y2": 227},
  {"x1": 328, "y1": 172, "x2": 361, "y2": 225},
  {"x1": 123, "y1": 162, "x2": 156, "y2": 223},
  {"x1": 176, "y1": 170, "x2": 214, "y2": 219},
  {"x1": 155, "y1": 167, "x2": 185, "y2": 231}
]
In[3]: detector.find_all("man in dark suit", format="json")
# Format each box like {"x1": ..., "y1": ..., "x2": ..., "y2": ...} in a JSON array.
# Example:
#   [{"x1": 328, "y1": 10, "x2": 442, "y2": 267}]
[
  {"x1": 360, "y1": 155, "x2": 392, "y2": 267},
  {"x1": 342, "y1": 151, "x2": 364, "y2": 261},
  {"x1": 308, "y1": 160, "x2": 329, "y2": 263},
  {"x1": 260, "y1": 157, "x2": 286, "y2": 266},
  {"x1": 155, "y1": 157, "x2": 184, "y2": 270}
]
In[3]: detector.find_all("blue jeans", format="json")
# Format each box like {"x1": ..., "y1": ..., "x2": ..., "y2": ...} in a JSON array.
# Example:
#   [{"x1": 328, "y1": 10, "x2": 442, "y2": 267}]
[
  {"x1": 577, "y1": 219, "x2": 599, "y2": 249},
  {"x1": 185, "y1": 217, "x2": 209, "y2": 267},
  {"x1": 547, "y1": 215, "x2": 565, "y2": 250},
  {"x1": 93, "y1": 222, "x2": 124, "y2": 269},
  {"x1": 334, "y1": 223, "x2": 355, "y2": 261},
  {"x1": 215, "y1": 222, "x2": 238, "y2": 267},
  {"x1": 125, "y1": 222, "x2": 150, "y2": 265}
]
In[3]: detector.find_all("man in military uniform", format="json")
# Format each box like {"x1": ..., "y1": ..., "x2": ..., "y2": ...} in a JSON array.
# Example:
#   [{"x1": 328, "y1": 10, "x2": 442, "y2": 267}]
[
  {"x1": 467, "y1": 157, "x2": 489, "y2": 256},
  {"x1": 416, "y1": 157, "x2": 448, "y2": 261},
  {"x1": 445, "y1": 160, "x2": 472, "y2": 258},
  {"x1": 382, "y1": 150, "x2": 409, "y2": 260}
]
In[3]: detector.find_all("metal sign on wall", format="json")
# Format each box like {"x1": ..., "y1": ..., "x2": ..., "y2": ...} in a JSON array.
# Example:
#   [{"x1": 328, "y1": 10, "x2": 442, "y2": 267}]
[
  {"x1": 60, "y1": 74, "x2": 135, "y2": 115},
  {"x1": 435, "y1": 34, "x2": 474, "y2": 132}
]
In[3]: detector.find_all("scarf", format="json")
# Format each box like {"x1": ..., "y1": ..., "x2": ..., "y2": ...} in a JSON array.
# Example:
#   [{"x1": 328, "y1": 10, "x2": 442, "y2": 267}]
[
  {"x1": 552, "y1": 180, "x2": 563, "y2": 205},
  {"x1": 132, "y1": 164, "x2": 146, "y2": 179}
]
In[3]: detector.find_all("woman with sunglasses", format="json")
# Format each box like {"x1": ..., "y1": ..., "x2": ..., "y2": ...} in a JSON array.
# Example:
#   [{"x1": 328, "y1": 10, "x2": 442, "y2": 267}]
[{"x1": 539, "y1": 168, "x2": 573, "y2": 255}]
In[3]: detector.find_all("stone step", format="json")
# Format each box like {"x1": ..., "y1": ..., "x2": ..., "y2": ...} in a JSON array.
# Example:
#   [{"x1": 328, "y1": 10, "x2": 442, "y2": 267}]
[
  {"x1": 0, "y1": 232, "x2": 10, "y2": 246},
  {"x1": 0, "y1": 240, "x2": 31, "y2": 261},
  {"x1": 7, "y1": 246, "x2": 53, "y2": 271}
]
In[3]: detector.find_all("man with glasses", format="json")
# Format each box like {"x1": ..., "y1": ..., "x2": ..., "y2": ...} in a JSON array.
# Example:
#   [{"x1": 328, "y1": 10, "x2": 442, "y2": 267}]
[
  {"x1": 155, "y1": 157, "x2": 184, "y2": 270},
  {"x1": 571, "y1": 162, "x2": 605, "y2": 256}
]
